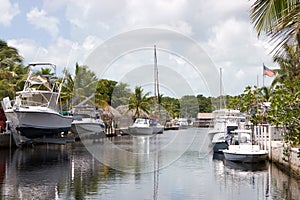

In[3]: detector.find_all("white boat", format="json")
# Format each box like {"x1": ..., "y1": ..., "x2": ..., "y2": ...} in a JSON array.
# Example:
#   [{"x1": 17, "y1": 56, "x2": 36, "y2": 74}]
[
  {"x1": 164, "y1": 119, "x2": 180, "y2": 131},
  {"x1": 209, "y1": 109, "x2": 244, "y2": 153},
  {"x1": 71, "y1": 105, "x2": 106, "y2": 139},
  {"x1": 128, "y1": 118, "x2": 153, "y2": 136},
  {"x1": 1, "y1": 63, "x2": 73, "y2": 139},
  {"x1": 150, "y1": 119, "x2": 164, "y2": 134},
  {"x1": 223, "y1": 129, "x2": 268, "y2": 163},
  {"x1": 178, "y1": 118, "x2": 189, "y2": 129}
]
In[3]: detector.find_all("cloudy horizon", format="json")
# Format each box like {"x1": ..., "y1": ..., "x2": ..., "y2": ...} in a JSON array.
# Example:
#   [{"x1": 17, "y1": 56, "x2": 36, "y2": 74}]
[{"x1": 0, "y1": 0, "x2": 277, "y2": 97}]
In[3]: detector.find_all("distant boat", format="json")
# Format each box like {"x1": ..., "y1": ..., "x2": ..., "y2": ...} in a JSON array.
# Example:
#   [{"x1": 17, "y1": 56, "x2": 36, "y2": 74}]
[
  {"x1": 71, "y1": 105, "x2": 106, "y2": 139},
  {"x1": 150, "y1": 118, "x2": 164, "y2": 134},
  {"x1": 223, "y1": 129, "x2": 268, "y2": 163},
  {"x1": 178, "y1": 118, "x2": 188, "y2": 129},
  {"x1": 2, "y1": 62, "x2": 73, "y2": 139},
  {"x1": 164, "y1": 120, "x2": 180, "y2": 131},
  {"x1": 128, "y1": 118, "x2": 153, "y2": 136}
]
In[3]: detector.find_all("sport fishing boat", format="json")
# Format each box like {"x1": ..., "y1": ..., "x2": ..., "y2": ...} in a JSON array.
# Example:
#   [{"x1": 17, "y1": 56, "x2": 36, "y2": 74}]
[{"x1": 2, "y1": 62, "x2": 73, "y2": 139}]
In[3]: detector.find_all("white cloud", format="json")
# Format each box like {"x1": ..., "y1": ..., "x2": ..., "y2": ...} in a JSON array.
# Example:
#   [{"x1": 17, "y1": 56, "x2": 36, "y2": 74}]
[
  {"x1": 3, "y1": 0, "x2": 277, "y2": 95},
  {"x1": 7, "y1": 36, "x2": 103, "y2": 75},
  {"x1": 82, "y1": 35, "x2": 103, "y2": 51},
  {"x1": 0, "y1": 0, "x2": 20, "y2": 26},
  {"x1": 126, "y1": 0, "x2": 187, "y2": 26},
  {"x1": 42, "y1": 0, "x2": 68, "y2": 12},
  {"x1": 7, "y1": 39, "x2": 38, "y2": 62},
  {"x1": 202, "y1": 16, "x2": 276, "y2": 95},
  {"x1": 26, "y1": 7, "x2": 60, "y2": 38}
]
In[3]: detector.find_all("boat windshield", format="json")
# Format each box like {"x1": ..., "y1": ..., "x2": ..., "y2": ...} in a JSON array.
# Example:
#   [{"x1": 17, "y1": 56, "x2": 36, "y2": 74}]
[{"x1": 135, "y1": 118, "x2": 149, "y2": 125}]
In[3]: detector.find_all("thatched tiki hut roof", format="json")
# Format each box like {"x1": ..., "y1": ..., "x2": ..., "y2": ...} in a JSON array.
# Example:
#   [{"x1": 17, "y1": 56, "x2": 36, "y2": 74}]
[
  {"x1": 116, "y1": 105, "x2": 150, "y2": 128},
  {"x1": 101, "y1": 105, "x2": 122, "y2": 128}
]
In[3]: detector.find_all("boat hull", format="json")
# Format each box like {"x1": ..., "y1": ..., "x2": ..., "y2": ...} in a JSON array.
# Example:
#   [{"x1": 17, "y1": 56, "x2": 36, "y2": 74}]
[
  {"x1": 71, "y1": 121, "x2": 106, "y2": 139},
  {"x1": 128, "y1": 126, "x2": 153, "y2": 136},
  {"x1": 212, "y1": 142, "x2": 228, "y2": 153},
  {"x1": 5, "y1": 109, "x2": 72, "y2": 139},
  {"x1": 223, "y1": 146, "x2": 268, "y2": 163},
  {"x1": 153, "y1": 125, "x2": 164, "y2": 134},
  {"x1": 223, "y1": 151, "x2": 268, "y2": 163},
  {"x1": 211, "y1": 132, "x2": 229, "y2": 152}
]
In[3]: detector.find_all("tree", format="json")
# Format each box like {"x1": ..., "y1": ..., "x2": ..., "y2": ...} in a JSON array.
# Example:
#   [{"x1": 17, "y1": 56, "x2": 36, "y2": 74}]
[
  {"x1": 73, "y1": 63, "x2": 98, "y2": 106},
  {"x1": 197, "y1": 94, "x2": 211, "y2": 113},
  {"x1": 111, "y1": 82, "x2": 131, "y2": 107},
  {"x1": 271, "y1": 35, "x2": 300, "y2": 90},
  {"x1": 0, "y1": 80, "x2": 15, "y2": 100},
  {"x1": 128, "y1": 86, "x2": 151, "y2": 118},
  {"x1": 59, "y1": 68, "x2": 74, "y2": 110},
  {"x1": 161, "y1": 96, "x2": 180, "y2": 119},
  {"x1": 0, "y1": 40, "x2": 23, "y2": 69},
  {"x1": 261, "y1": 86, "x2": 272, "y2": 101},
  {"x1": 228, "y1": 86, "x2": 266, "y2": 125},
  {"x1": 268, "y1": 80, "x2": 300, "y2": 146},
  {"x1": 0, "y1": 40, "x2": 26, "y2": 100},
  {"x1": 180, "y1": 95, "x2": 199, "y2": 118},
  {"x1": 95, "y1": 79, "x2": 117, "y2": 108},
  {"x1": 250, "y1": 0, "x2": 300, "y2": 56}
]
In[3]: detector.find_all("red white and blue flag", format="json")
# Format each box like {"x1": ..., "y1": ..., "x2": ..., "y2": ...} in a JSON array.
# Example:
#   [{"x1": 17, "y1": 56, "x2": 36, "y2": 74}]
[{"x1": 263, "y1": 64, "x2": 275, "y2": 77}]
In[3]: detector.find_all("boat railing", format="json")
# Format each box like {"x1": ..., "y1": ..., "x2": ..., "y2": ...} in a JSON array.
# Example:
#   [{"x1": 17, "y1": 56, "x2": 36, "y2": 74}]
[{"x1": 11, "y1": 99, "x2": 58, "y2": 110}]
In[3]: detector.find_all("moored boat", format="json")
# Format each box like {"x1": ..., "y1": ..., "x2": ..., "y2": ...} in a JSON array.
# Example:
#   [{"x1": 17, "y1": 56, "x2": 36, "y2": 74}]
[
  {"x1": 71, "y1": 105, "x2": 106, "y2": 139},
  {"x1": 164, "y1": 120, "x2": 180, "y2": 131},
  {"x1": 223, "y1": 129, "x2": 268, "y2": 163},
  {"x1": 150, "y1": 119, "x2": 164, "y2": 134},
  {"x1": 128, "y1": 118, "x2": 153, "y2": 136},
  {"x1": 223, "y1": 145, "x2": 268, "y2": 163},
  {"x1": 178, "y1": 118, "x2": 189, "y2": 129},
  {"x1": 2, "y1": 62, "x2": 73, "y2": 139}
]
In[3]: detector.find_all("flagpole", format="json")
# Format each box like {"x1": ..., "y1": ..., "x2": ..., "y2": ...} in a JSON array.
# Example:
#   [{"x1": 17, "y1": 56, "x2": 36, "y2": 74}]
[
  {"x1": 262, "y1": 63, "x2": 265, "y2": 87},
  {"x1": 256, "y1": 74, "x2": 259, "y2": 87}
]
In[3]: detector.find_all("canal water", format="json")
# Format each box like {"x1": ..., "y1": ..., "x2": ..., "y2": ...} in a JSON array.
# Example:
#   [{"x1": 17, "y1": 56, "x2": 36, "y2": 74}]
[{"x1": 0, "y1": 128, "x2": 299, "y2": 199}]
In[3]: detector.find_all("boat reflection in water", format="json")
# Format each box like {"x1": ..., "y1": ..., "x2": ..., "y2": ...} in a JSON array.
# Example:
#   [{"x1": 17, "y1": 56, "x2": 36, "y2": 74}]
[
  {"x1": 213, "y1": 152, "x2": 268, "y2": 171},
  {"x1": 1, "y1": 146, "x2": 70, "y2": 199},
  {"x1": 0, "y1": 129, "x2": 299, "y2": 199},
  {"x1": 224, "y1": 160, "x2": 268, "y2": 171},
  {"x1": 0, "y1": 143, "x2": 124, "y2": 200}
]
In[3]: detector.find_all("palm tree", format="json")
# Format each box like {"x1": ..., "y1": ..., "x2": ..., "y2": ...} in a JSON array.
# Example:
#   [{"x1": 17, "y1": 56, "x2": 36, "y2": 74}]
[
  {"x1": 59, "y1": 68, "x2": 74, "y2": 110},
  {"x1": 261, "y1": 86, "x2": 273, "y2": 102},
  {"x1": 0, "y1": 40, "x2": 23, "y2": 68},
  {"x1": 95, "y1": 79, "x2": 118, "y2": 108},
  {"x1": 270, "y1": 35, "x2": 300, "y2": 90},
  {"x1": 73, "y1": 63, "x2": 98, "y2": 106},
  {"x1": 250, "y1": 0, "x2": 300, "y2": 56},
  {"x1": 0, "y1": 40, "x2": 25, "y2": 100},
  {"x1": 128, "y1": 86, "x2": 151, "y2": 118}
]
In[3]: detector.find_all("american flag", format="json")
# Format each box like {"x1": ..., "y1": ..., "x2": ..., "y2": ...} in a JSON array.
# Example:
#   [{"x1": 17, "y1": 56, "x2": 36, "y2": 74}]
[{"x1": 263, "y1": 64, "x2": 275, "y2": 77}]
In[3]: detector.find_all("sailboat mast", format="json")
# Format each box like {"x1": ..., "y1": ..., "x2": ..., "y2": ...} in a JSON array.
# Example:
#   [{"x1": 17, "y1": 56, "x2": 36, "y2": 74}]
[
  {"x1": 154, "y1": 45, "x2": 157, "y2": 119},
  {"x1": 219, "y1": 68, "x2": 222, "y2": 110},
  {"x1": 155, "y1": 46, "x2": 160, "y2": 107}
]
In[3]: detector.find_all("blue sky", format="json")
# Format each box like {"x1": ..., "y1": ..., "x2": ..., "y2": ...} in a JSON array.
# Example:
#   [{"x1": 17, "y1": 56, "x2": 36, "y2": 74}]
[{"x1": 0, "y1": 0, "x2": 276, "y2": 96}]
